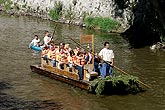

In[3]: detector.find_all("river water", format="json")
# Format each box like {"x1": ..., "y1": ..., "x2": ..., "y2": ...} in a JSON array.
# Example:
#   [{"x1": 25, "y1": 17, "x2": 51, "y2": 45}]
[{"x1": 0, "y1": 13, "x2": 165, "y2": 110}]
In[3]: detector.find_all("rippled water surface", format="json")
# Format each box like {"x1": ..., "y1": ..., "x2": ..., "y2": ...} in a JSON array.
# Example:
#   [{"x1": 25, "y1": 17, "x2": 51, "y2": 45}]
[{"x1": 0, "y1": 13, "x2": 165, "y2": 110}]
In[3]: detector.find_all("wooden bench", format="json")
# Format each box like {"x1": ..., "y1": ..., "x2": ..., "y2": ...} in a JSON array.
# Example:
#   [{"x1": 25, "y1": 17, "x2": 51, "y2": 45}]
[
  {"x1": 41, "y1": 59, "x2": 79, "y2": 80},
  {"x1": 83, "y1": 64, "x2": 98, "y2": 81},
  {"x1": 41, "y1": 58, "x2": 99, "y2": 81},
  {"x1": 41, "y1": 58, "x2": 47, "y2": 68}
]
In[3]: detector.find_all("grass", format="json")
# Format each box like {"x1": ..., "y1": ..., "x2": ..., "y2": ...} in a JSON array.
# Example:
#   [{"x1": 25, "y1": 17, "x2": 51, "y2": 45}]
[
  {"x1": 5, "y1": 2, "x2": 12, "y2": 10},
  {"x1": 65, "y1": 4, "x2": 76, "y2": 22},
  {"x1": 0, "y1": 0, "x2": 12, "y2": 10},
  {"x1": 0, "y1": 0, "x2": 5, "y2": 5},
  {"x1": 84, "y1": 16, "x2": 120, "y2": 32},
  {"x1": 49, "y1": 1, "x2": 63, "y2": 20}
]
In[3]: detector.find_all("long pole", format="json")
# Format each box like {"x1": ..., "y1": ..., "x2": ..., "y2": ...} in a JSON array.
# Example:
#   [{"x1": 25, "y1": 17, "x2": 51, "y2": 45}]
[
  {"x1": 51, "y1": 24, "x2": 57, "y2": 41},
  {"x1": 92, "y1": 34, "x2": 94, "y2": 69},
  {"x1": 52, "y1": 27, "x2": 56, "y2": 37},
  {"x1": 67, "y1": 36, "x2": 151, "y2": 89},
  {"x1": 113, "y1": 65, "x2": 151, "y2": 88}
]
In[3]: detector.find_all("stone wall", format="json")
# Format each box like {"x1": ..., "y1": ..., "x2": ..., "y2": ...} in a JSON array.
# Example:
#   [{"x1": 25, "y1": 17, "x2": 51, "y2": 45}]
[
  {"x1": 10, "y1": 0, "x2": 137, "y2": 31},
  {"x1": 1, "y1": 0, "x2": 164, "y2": 47}
]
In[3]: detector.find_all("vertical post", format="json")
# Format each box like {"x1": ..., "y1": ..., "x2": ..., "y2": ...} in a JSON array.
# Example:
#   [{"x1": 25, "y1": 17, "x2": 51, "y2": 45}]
[{"x1": 92, "y1": 34, "x2": 94, "y2": 69}]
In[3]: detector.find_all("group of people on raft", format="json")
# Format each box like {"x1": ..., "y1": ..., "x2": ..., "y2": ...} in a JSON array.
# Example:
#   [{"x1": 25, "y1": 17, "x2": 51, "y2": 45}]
[{"x1": 29, "y1": 31, "x2": 114, "y2": 80}]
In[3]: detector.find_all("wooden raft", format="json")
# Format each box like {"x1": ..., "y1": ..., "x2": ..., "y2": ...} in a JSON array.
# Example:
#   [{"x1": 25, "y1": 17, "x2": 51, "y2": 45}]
[
  {"x1": 30, "y1": 59, "x2": 96, "y2": 90},
  {"x1": 30, "y1": 58, "x2": 98, "y2": 90},
  {"x1": 30, "y1": 64, "x2": 89, "y2": 90}
]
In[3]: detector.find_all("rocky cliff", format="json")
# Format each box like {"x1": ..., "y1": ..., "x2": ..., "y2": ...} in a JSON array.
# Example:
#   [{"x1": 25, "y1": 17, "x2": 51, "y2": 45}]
[
  {"x1": 123, "y1": 0, "x2": 165, "y2": 47},
  {"x1": 1, "y1": 0, "x2": 164, "y2": 48},
  {"x1": 9, "y1": 0, "x2": 135, "y2": 30}
]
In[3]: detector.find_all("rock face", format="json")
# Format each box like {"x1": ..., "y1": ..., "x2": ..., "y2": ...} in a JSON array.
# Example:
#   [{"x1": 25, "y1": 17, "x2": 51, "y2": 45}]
[
  {"x1": 10, "y1": 0, "x2": 137, "y2": 31},
  {"x1": 123, "y1": 0, "x2": 165, "y2": 48},
  {"x1": 1, "y1": 0, "x2": 164, "y2": 47}
]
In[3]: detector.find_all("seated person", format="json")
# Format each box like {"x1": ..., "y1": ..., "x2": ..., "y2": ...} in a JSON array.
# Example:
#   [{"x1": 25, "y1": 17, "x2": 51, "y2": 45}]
[
  {"x1": 59, "y1": 42, "x2": 65, "y2": 52},
  {"x1": 73, "y1": 47, "x2": 80, "y2": 56},
  {"x1": 94, "y1": 53, "x2": 101, "y2": 74},
  {"x1": 84, "y1": 50, "x2": 92, "y2": 64},
  {"x1": 41, "y1": 46, "x2": 50, "y2": 64},
  {"x1": 67, "y1": 50, "x2": 75, "y2": 72},
  {"x1": 84, "y1": 51, "x2": 100, "y2": 73},
  {"x1": 64, "y1": 44, "x2": 72, "y2": 55},
  {"x1": 48, "y1": 46, "x2": 57, "y2": 67},
  {"x1": 73, "y1": 52, "x2": 85, "y2": 80},
  {"x1": 29, "y1": 35, "x2": 40, "y2": 47},
  {"x1": 58, "y1": 49, "x2": 68, "y2": 69}
]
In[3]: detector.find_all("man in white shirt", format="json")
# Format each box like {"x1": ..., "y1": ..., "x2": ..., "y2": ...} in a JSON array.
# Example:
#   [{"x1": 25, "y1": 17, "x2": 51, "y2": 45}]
[
  {"x1": 29, "y1": 35, "x2": 40, "y2": 47},
  {"x1": 99, "y1": 42, "x2": 114, "y2": 78},
  {"x1": 43, "y1": 31, "x2": 51, "y2": 45}
]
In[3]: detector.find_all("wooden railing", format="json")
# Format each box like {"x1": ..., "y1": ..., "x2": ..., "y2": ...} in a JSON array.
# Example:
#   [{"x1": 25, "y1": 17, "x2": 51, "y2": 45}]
[{"x1": 41, "y1": 58, "x2": 98, "y2": 81}]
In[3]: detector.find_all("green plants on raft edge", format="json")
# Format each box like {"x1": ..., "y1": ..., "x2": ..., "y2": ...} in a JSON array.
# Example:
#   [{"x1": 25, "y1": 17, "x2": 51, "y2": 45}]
[
  {"x1": 84, "y1": 16, "x2": 120, "y2": 32},
  {"x1": 88, "y1": 74, "x2": 142, "y2": 95}
]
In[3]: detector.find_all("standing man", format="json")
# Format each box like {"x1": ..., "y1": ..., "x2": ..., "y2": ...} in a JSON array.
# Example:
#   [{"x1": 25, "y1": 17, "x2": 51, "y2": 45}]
[
  {"x1": 43, "y1": 31, "x2": 51, "y2": 45},
  {"x1": 99, "y1": 42, "x2": 114, "y2": 78}
]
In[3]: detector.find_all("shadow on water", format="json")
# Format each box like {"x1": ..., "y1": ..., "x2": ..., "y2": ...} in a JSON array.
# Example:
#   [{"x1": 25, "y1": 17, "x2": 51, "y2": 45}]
[{"x1": 0, "y1": 81, "x2": 62, "y2": 110}]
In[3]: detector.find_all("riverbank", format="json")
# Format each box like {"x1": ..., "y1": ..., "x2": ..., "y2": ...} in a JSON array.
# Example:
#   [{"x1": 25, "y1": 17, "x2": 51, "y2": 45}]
[
  {"x1": 0, "y1": 0, "x2": 127, "y2": 34},
  {"x1": 1, "y1": 7, "x2": 123, "y2": 34},
  {"x1": 0, "y1": 0, "x2": 165, "y2": 48},
  {"x1": 1, "y1": 0, "x2": 165, "y2": 48}
]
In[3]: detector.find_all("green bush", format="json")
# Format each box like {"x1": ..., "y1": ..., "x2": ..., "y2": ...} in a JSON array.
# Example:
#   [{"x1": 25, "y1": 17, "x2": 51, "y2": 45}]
[
  {"x1": 65, "y1": 4, "x2": 76, "y2": 22},
  {"x1": 0, "y1": 0, "x2": 12, "y2": 10},
  {"x1": 88, "y1": 74, "x2": 140, "y2": 95},
  {"x1": 5, "y1": 3, "x2": 11, "y2": 10},
  {"x1": 0, "y1": 0, "x2": 5, "y2": 5},
  {"x1": 82, "y1": 11, "x2": 87, "y2": 22},
  {"x1": 49, "y1": 1, "x2": 63, "y2": 20},
  {"x1": 84, "y1": 16, "x2": 120, "y2": 32},
  {"x1": 5, "y1": 0, "x2": 12, "y2": 10}
]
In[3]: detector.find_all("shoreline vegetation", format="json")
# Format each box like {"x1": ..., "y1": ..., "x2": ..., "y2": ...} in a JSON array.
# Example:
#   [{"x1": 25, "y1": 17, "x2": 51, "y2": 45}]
[
  {"x1": 0, "y1": 0, "x2": 164, "y2": 48},
  {"x1": 84, "y1": 17, "x2": 120, "y2": 32},
  {"x1": 0, "y1": 0, "x2": 122, "y2": 34}
]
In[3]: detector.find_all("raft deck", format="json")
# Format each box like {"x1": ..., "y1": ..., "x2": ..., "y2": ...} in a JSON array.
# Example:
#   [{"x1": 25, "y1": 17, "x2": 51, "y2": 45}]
[{"x1": 30, "y1": 65, "x2": 90, "y2": 90}]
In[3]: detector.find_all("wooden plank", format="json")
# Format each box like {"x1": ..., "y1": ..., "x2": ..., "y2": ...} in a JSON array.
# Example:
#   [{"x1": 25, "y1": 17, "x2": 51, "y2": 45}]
[
  {"x1": 80, "y1": 35, "x2": 93, "y2": 44},
  {"x1": 80, "y1": 34, "x2": 95, "y2": 68},
  {"x1": 30, "y1": 65, "x2": 89, "y2": 90},
  {"x1": 42, "y1": 64, "x2": 79, "y2": 80},
  {"x1": 84, "y1": 69, "x2": 90, "y2": 81}
]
